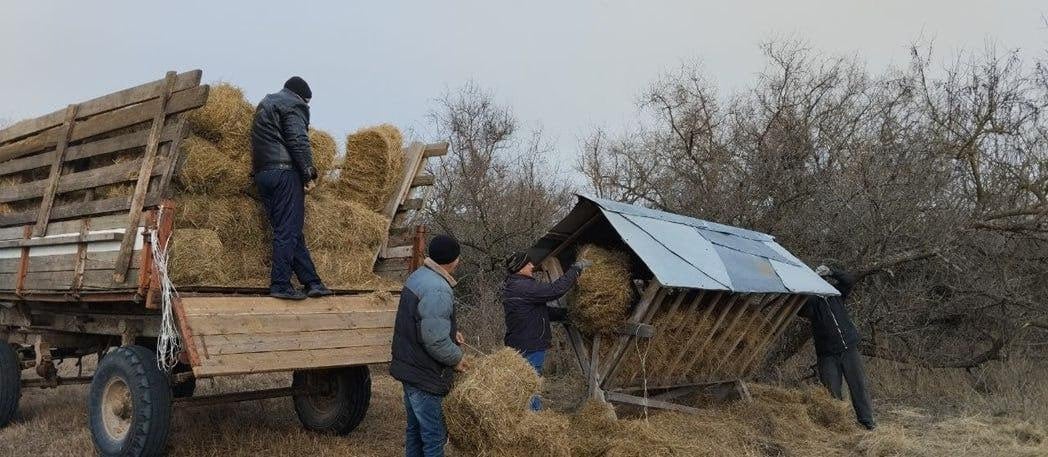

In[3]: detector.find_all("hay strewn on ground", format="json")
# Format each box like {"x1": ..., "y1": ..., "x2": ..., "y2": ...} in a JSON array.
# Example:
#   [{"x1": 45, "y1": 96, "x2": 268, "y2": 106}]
[
  {"x1": 169, "y1": 83, "x2": 401, "y2": 289},
  {"x1": 337, "y1": 125, "x2": 405, "y2": 211},
  {"x1": 570, "y1": 245, "x2": 633, "y2": 335}
]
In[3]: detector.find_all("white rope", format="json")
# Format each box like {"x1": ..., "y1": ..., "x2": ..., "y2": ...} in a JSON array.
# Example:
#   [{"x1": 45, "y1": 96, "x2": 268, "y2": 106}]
[{"x1": 152, "y1": 206, "x2": 181, "y2": 372}]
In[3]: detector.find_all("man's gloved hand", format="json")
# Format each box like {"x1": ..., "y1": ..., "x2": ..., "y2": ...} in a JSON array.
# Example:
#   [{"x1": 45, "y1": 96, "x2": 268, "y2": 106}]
[
  {"x1": 815, "y1": 265, "x2": 832, "y2": 277},
  {"x1": 304, "y1": 179, "x2": 317, "y2": 193},
  {"x1": 572, "y1": 259, "x2": 594, "y2": 270}
]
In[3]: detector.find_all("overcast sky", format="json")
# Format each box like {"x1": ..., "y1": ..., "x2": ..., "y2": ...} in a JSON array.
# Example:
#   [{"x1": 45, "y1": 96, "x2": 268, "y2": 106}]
[{"x1": 2, "y1": 1, "x2": 1045, "y2": 175}]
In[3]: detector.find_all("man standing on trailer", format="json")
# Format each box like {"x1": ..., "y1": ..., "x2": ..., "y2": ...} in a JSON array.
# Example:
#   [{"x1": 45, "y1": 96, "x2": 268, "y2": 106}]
[
  {"x1": 390, "y1": 235, "x2": 468, "y2": 457},
  {"x1": 799, "y1": 265, "x2": 877, "y2": 430},
  {"x1": 500, "y1": 251, "x2": 591, "y2": 410},
  {"x1": 250, "y1": 76, "x2": 332, "y2": 300}
]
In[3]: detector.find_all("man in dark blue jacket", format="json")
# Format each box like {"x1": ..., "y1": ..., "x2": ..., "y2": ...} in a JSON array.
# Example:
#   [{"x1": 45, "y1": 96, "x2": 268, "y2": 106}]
[
  {"x1": 390, "y1": 235, "x2": 467, "y2": 457},
  {"x1": 799, "y1": 266, "x2": 876, "y2": 430},
  {"x1": 501, "y1": 251, "x2": 591, "y2": 410},
  {"x1": 250, "y1": 76, "x2": 331, "y2": 300}
]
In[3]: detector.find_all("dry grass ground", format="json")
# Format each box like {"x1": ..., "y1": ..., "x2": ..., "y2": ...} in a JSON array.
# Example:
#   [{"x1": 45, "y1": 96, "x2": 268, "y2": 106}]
[{"x1": 1, "y1": 355, "x2": 1045, "y2": 456}]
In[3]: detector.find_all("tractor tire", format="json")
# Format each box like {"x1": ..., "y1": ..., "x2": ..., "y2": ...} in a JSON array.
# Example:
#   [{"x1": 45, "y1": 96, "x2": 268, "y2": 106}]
[
  {"x1": 292, "y1": 365, "x2": 371, "y2": 435},
  {"x1": 0, "y1": 343, "x2": 20, "y2": 428},
  {"x1": 88, "y1": 345, "x2": 172, "y2": 457}
]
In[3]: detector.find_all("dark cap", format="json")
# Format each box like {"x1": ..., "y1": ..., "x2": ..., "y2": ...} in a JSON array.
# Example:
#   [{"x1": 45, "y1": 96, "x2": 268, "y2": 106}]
[
  {"x1": 504, "y1": 251, "x2": 530, "y2": 274},
  {"x1": 283, "y1": 76, "x2": 312, "y2": 101},
  {"x1": 428, "y1": 235, "x2": 461, "y2": 265}
]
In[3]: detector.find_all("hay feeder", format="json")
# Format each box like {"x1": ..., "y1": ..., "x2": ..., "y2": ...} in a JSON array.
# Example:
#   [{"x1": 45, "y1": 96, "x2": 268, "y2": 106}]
[{"x1": 529, "y1": 195, "x2": 840, "y2": 414}]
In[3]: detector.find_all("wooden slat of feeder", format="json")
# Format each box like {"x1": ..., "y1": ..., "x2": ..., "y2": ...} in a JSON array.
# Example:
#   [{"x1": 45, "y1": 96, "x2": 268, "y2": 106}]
[
  {"x1": 700, "y1": 294, "x2": 761, "y2": 379},
  {"x1": 650, "y1": 290, "x2": 708, "y2": 379},
  {"x1": 663, "y1": 290, "x2": 722, "y2": 378},
  {"x1": 711, "y1": 294, "x2": 782, "y2": 376},
  {"x1": 730, "y1": 294, "x2": 797, "y2": 377},
  {"x1": 622, "y1": 289, "x2": 691, "y2": 386},
  {"x1": 741, "y1": 295, "x2": 807, "y2": 376},
  {"x1": 673, "y1": 293, "x2": 745, "y2": 381}
]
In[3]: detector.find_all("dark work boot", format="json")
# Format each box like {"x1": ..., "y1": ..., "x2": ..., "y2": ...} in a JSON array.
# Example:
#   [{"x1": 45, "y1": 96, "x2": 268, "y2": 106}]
[
  {"x1": 270, "y1": 287, "x2": 307, "y2": 300},
  {"x1": 303, "y1": 282, "x2": 334, "y2": 298}
]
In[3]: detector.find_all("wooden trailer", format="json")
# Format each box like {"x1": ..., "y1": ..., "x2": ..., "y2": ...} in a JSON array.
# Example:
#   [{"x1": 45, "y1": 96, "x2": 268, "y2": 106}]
[
  {"x1": 530, "y1": 195, "x2": 839, "y2": 413},
  {"x1": 0, "y1": 71, "x2": 446, "y2": 455}
]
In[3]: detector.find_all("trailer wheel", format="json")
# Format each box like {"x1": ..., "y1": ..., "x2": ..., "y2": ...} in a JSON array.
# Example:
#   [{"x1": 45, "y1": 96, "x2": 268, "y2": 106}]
[
  {"x1": 292, "y1": 365, "x2": 371, "y2": 435},
  {"x1": 0, "y1": 343, "x2": 20, "y2": 428},
  {"x1": 88, "y1": 345, "x2": 172, "y2": 457}
]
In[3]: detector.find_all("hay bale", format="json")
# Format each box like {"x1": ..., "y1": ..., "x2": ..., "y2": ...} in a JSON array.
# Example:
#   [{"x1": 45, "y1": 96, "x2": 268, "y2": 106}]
[
  {"x1": 169, "y1": 229, "x2": 228, "y2": 285},
  {"x1": 444, "y1": 348, "x2": 574, "y2": 455},
  {"x1": 188, "y1": 83, "x2": 255, "y2": 144},
  {"x1": 337, "y1": 125, "x2": 405, "y2": 211},
  {"x1": 308, "y1": 128, "x2": 338, "y2": 178},
  {"x1": 569, "y1": 245, "x2": 633, "y2": 335},
  {"x1": 176, "y1": 136, "x2": 251, "y2": 196},
  {"x1": 304, "y1": 193, "x2": 387, "y2": 252}
]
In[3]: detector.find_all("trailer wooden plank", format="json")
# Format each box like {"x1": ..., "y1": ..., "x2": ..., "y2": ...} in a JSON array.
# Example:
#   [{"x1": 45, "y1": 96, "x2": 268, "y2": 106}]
[
  {"x1": 0, "y1": 124, "x2": 182, "y2": 178},
  {"x1": 0, "y1": 70, "x2": 201, "y2": 146},
  {"x1": 410, "y1": 174, "x2": 435, "y2": 187},
  {"x1": 0, "y1": 191, "x2": 162, "y2": 227},
  {"x1": 0, "y1": 268, "x2": 138, "y2": 291},
  {"x1": 0, "y1": 85, "x2": 208, "y2": 163},
  {"x1": 200, "y1": 328, "x2": 393, "y2": 356},
  {"x1": 180, "y1": 294, "x2": 395, "y2": 316},
  {"x1": 192, "y1": 344, "x2": 390, "y2": 377},
  {"x1": 0, "y1": 155, "x2": 171, "y2": 204},
  {"x1": 0, "y1": 231, "x2": 123, "y2": 249},
  {"x1": 188, "y1": 310, "x2": 397, "y2": 336},
  {"x1": 0, "y1": 251, "x2": 143, "y2": 274},
  {"x1": 0, "y1": 213, "x2": 131, "y2": 241}
]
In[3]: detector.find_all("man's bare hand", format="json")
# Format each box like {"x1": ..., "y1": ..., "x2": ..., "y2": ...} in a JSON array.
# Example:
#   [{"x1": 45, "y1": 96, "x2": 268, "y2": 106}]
[
  {"x1": 454, "y1": 358, "x2": 469, "y2": 373},
  {"x1": 304, "y1": 179, "x2": 317, "y2": 193},
  {"x1": 455, "y1": 331, "x2": 465, "y2": 345}
]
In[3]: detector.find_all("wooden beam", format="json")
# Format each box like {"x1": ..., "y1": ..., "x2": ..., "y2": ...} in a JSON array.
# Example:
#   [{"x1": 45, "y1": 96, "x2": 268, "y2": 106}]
[
  {"x1": 604, "y1": 390, "x2": 701, "y2": 414},
  {"x1": 673, "y1": 293, "x2": 744, "y2": 381},
  {"x1": 410, "y1": 174, "x2": 435, "y2": 187},
  {"x1": 373, "y1": 142, "x2": 426, "y2": 267},
  {"x1": 538, "y1": 213, "x2": 601, "y2": 265},
  {"x1": 0, "y1": 155, "x2": 171, "y2": 204},
  {"x1": 617, "y1": 322, "x2": 655, "y2": 338},
  {"x1": 710, "y1": 294, "x2": 780, "y2": 377},
  {"x1": 32, "y1": 104, "x2": 80, "y2": 236},
  {"x1": 422, "y1": 142, "x2": 448, "y2": 158},
  {"x1": 113, "y1": 71, "x2": 176, "y2": 283},
  {"x1": 0, "y1": 231, "x2": 122, "y2": 249},
  {"x1": 0, "y1": 191, "x2": 161, "y2": 227},
  {"x1": 398, "y1": 198, "x2": 423, "y2": 212},
  {"x1": 742, "y1": 295, "x2": 807, "y2": 376}
]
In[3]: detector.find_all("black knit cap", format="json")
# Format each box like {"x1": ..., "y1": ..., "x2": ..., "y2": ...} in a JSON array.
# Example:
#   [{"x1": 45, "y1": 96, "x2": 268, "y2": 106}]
[
  {"x1": 428, "y1": 235, "x2": 461, "y2": 265},
  {"x1": 504, "y1": 251, "x2": 530, "y2": 274},
  {"x1": 284, "y1": 76, "x2": 312, "y2": 101}
]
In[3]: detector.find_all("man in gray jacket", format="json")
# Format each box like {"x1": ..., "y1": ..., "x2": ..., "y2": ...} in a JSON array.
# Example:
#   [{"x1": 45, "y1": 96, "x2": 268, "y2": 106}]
[
  {"x1": 390, "y1": 235, "x2": 467, "y2": 457},
  {"x1": 250, "y1": 76, "x2": 331, "y2": 300}
]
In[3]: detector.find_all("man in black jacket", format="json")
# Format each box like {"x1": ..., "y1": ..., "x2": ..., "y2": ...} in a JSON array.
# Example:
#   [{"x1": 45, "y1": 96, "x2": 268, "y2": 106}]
[
  {"x1": 250, "y1": 76, "x2": 332, "y2": 300},
  {"x1": 501, "y1": 251, "x2": 591, "y2": 410},
  {"x1": 799, "y1": 266, "x2": 876, "y2": 430}
]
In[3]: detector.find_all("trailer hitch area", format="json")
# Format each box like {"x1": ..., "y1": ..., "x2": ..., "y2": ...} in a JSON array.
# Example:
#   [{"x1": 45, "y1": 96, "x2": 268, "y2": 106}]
[{"x1": 34, "y1": 340, "x2": 58, "y2": 386}]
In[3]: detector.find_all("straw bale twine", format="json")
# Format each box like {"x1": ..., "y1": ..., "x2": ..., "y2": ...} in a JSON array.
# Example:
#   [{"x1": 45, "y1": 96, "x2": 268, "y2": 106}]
[
  {"x1": 169, "y1": 229, "x2": 228, "y2": 285},
  {"x1": 569, "y1": 245, "x2": 633, "y2": 335},
  {"x1": 337, "y1": 125, "x2": 405, "y2": 211}
]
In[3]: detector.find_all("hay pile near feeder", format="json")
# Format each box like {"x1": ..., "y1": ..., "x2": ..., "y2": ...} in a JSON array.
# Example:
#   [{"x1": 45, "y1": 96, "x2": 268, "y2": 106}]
[
  {"x1": 444, "y1": 348, "x2": 572, "y2": 456},
  {"x1": 569, "y1": 245, "x2": 634, "y2": 335},
  {"x1": 337, "y1": 125, "x2": 405, "y2": 211}
]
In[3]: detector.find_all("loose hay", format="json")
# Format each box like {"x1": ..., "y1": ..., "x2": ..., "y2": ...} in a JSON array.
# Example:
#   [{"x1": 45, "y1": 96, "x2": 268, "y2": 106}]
[
  {"x1": 337, "y1": 125, "x2": 405, "y2": 211},
  {"x1": 570, "y1": 245, "x2": 633, "y2": 335}
]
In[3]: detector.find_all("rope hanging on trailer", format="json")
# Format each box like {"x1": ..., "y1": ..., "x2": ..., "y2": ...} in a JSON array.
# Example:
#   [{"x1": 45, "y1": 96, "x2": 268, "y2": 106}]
[{"x1": 152, "y1": 206, "x2": 182, "y2": 372}]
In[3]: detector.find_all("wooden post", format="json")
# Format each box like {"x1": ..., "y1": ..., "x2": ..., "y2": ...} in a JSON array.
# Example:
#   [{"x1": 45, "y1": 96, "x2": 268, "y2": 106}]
[
  {"x1": 71, "y1": 218, "x2": 92, "y2": 295},
  {"x1": 32, "y1": 103, "x2": 80, "y2": 237},
  {"x1": 599, "y1": 283, "x2": 664, "y2": 389},
  {"x1": 15, "y1": 225, "x2": 31, "y2": 297},
  {"x1": 113, "y1": 71, "x2": 177, "y2": 283},
  {"x1": 410, "y1": 225, "x2": 427, "y2": 270}
]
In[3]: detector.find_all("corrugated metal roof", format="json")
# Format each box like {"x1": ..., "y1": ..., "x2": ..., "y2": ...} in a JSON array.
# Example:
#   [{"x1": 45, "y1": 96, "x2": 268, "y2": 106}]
[{"x1": 534, "y1": 195, "x2": 839, "y2": 296}]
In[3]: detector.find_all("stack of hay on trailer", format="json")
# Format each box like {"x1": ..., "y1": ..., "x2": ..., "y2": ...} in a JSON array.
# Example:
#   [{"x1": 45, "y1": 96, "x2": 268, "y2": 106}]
[{"x1": 159, "y1": 83, "x2": 404, "y2": 288}]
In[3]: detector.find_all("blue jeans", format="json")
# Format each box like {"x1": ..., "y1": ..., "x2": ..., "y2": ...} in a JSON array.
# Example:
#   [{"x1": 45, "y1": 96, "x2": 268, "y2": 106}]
[
  {"x1": 521, "y1": 350, "x2": 546, "y2": 411},
  {"x1": 253, "y1": 169, "x2": 320, "y2": 291},
  {"x1": 403, "y1": 383, "x2": 446, "y2": 457}
]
